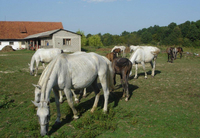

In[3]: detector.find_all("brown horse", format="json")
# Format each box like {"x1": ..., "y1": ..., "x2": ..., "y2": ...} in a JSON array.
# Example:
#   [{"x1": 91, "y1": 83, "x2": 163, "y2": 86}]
[
  {"x1": 176, "y1": 47, "x2": 183, "y2": 59},
  {"x1": 112, "y1": 57, "x2": 132, "y2": 101},
  {"x1": 113, "y1": 48, "x2": 121, "y2": 57},
  {"x1": 166, "y1": 47, "x2": 174, "y2": 63},
  {"x1": 106, "y1": 52, "x2": 117, "y2": 62}
]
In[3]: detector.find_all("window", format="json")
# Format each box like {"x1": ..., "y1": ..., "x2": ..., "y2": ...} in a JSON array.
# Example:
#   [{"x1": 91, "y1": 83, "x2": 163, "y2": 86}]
[
  {"x1": 22, "y1": 41, "x2": 25, "y2": 45},
  {"x1": 63, "y1": 39, "x2": 71, "y2": 46},
  {"x1": 9, "y1": 42, "x2": 14, "y2": 45}
]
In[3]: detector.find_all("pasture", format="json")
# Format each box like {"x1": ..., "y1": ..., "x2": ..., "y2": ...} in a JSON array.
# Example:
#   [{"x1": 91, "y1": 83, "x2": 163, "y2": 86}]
[{"x1": 0, "y1": 47, "x2": 200, "y2": 137}]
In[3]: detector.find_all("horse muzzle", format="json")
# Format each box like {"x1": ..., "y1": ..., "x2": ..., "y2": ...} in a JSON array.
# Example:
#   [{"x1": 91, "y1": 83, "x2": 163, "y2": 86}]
[{"x1": 40, "y1": 124, "x2": 49, "y2": 136}]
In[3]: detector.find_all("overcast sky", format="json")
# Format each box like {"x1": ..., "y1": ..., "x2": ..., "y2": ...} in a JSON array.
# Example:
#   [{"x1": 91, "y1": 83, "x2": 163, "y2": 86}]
[{"x1": 0, "y1": 0, "x2": 200, "y2": 35}]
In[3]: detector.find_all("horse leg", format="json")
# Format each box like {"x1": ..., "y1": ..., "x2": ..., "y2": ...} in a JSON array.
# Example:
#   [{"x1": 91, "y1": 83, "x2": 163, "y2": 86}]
[
  {"x1": 82, "y1": 88, "x2": 87, "y2": 97},
  {"x1": 63, "y1": 88, "x2": 79, "y2": 119},
  {"x1": 150, "y1": 59, "x2": 156, "y2": 77},
  {"x1": 120, "y1": 74, "x2": 125, "y2": 98},
  {"x1": 113, "y1": 72, "x2": 117, "y2": 85},
  {"x1": 180, "y1": 52, "x2": 182, "y2": 59},
  {"x1": 59, "y1": 90, "x2": 63, "y2": 103},
  {"x1": 98, "y1": 73, "x2": 110, "y2": 113},
  {"x1": 53, "y1": 89, "x2": 61, "y2": 124},
  {"x1": 141, "y1": 61, "x2": 147, "y2": 79},
  {"x1": 134, "y1": 64, "x2": 138, "y2": 79},
  {"x1": 171, "y1": 55, "x2": 173, "y2": 63},
  {"x1": 90, "y1": 77, "x2": 101, "y2": 113},
  {"x1": 71, "y1": 89, "x2": 79, "y2": 103},
  {"x1": 35, "y1": 60, "x2": 40, "y2": 76},
  {"x1": 124, "y1": 75, "x2": 129, "y2": 101},
  {"x1": 42, "y1": 63, "x2": 46, "y2": 69}
]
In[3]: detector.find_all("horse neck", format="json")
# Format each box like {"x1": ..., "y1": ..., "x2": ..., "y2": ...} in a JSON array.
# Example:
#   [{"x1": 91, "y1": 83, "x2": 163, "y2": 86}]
[
  {"x1": 129, "y1": 51, "x2": 138, "y2": 63},
  {"x1": 30, "y1": 55, "x2": 36, "y2": 70},
  {"x1": 40, "y1": 57, "x2": 59, "y2": 102}
]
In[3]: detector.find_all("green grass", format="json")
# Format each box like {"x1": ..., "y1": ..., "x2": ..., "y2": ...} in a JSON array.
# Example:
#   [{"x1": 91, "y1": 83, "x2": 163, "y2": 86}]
[{"x1": 0, "y1": 47, "x2": 200, "y2": 137}]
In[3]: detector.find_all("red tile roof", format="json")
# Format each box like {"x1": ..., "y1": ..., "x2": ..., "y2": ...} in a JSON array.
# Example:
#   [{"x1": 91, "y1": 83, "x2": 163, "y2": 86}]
[{"x1": 0, "y1": 21, "x2": 63, "y2": 39}]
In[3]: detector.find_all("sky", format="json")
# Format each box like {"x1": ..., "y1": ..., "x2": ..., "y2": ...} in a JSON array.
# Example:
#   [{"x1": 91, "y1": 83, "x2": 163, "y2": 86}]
[{"x1": 0, "y1": 0, "x2": 200, "y2": 35}]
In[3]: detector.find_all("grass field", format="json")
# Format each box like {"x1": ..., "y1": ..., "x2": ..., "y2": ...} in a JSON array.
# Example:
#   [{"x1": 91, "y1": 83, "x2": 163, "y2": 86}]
[{"x1": 0, "y1": 46, "x2": 200, "y2": 138}]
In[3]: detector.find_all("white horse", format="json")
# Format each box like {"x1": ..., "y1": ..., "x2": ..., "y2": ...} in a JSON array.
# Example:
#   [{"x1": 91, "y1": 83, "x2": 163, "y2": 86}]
[
  {"x1": 32, "y1": 52, "x2": 114, "y2": 136},
  {"x1": 33, "y1": 51, "x2": 87, "y2": 103},
  {"x1": 29, "y1": 48, "x2": 63, "y2": 76},
  {"x1": 129, "y1": 46, "x2": 160, "y2": 79},
  {"x1": 111, "y1": 46, "x2": 126, "y2": 57}
]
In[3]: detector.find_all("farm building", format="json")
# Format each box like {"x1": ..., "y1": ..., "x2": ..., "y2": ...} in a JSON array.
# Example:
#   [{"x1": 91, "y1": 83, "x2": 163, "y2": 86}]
[
  {"x1": 24, "y1": 29, "x2": 81, "y2": 52},
  {"x1": 0, "y1": 21, "x2": 81, "y2": 52}
]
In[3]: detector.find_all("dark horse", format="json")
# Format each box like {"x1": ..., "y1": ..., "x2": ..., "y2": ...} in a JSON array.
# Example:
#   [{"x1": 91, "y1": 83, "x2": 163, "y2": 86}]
[
  {"x1": 166, "y1": 47, "x2": 174, "y2": 63},
  {"x1": 112, "y1": 58, "x2": 132, "y2": 101},
  {"x1": 176, "y1": 47, "x2": 183, "y2": 59}
]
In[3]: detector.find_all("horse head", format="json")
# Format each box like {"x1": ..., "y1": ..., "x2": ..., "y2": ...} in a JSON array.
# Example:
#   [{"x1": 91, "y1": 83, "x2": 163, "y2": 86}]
[
  {"x1": 32, "y1": 101, "x2": 50, "y2": 136},
  {"x1": 29, "y1": 63, "x2": 35, "y2": 76}
]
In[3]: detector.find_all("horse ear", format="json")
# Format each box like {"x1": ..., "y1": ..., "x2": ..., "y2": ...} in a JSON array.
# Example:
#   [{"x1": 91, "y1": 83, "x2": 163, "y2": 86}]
[
  {"x1": 32, "y1": 100, "x2": 39, "y2": 107},
  {"x1": 32, "y1": 84, "x2": 41, "y2": 89}
]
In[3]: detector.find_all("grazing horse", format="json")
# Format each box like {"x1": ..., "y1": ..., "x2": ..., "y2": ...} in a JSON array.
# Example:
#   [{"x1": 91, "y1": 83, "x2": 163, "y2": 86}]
[
  {"x1": 29, "y1": 48, "x2": 63, "y2": 76},
  {"x1": 106, "y1": 52, "x2": 117, "y2": 62},
  {"x1": 32, "y1": 52, "x2": 114, "y2": 136},
  {"x1": 166, "y1": 47, "x2": 174, "y2": 63},
  {"x1": 176, "y1": 47, "x2": 183, "y2": 59},
  {"x1": 33, "y1": 51, "x2": 87, "y2": 104},
  {"x1": 111, "y1": 46, "x2": 126, "y2": 57},
  {"x1": 129, "y1": 46, "x2": 160, "y2": 79},
  {"x1": 112, "y1": 58, "x2": 132, "y2": 101}
]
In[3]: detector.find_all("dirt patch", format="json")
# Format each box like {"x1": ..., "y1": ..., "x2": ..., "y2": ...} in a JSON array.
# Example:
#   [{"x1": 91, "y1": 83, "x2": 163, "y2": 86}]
[{"x1": 1, "y1": 45, "x2": 15, "y2": 52}]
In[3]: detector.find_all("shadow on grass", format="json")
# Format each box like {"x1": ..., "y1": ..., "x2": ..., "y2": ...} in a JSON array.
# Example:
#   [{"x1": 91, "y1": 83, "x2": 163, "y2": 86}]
[
  {"x1": 129, "y1": 70, "x2": 161, "y2": 79},
  {"x1": 48, "y1": 82, "x2": 138, "y2": 135},
  {"x1": 109, "y1": 84, "x2": 139, "y2": 107}
]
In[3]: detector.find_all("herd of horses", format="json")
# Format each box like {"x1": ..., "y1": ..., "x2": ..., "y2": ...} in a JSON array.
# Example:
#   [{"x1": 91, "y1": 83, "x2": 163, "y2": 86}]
[{"x1": 29, "y1": 45, "x2": 183, "y2": 136}]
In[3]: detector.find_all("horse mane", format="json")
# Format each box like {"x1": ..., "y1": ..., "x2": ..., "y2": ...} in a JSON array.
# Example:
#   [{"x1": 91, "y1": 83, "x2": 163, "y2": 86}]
[{"x1": 40, "y1": 56, "x2": 59, "y2": 102}]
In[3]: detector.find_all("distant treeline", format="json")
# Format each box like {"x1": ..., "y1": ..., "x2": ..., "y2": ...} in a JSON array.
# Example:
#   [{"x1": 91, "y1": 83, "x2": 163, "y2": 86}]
[{"x1": 77, "y1": 20, "x2": 200, "y2": 48}]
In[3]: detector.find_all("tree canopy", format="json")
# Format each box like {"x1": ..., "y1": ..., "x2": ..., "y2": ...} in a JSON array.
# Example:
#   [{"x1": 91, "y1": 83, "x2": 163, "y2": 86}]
[{"x1": 78, "y1": 19, "x2": 200, "y2": 48}]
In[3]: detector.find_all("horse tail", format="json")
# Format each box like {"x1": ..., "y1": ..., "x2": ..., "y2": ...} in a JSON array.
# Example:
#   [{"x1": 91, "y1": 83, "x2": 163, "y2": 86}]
[
  {"x1": 181, "y1": 47, "x2": 183, "y2": 52},
  {"x1": 107, "y1": 61, "x2": 115, "y2": 91},
  {"x1": 151, "y1": 47, "x2": 160, "y2": 55},
  {"x1": 102, "y1": 56, "x2": 115, "y2": 91}
]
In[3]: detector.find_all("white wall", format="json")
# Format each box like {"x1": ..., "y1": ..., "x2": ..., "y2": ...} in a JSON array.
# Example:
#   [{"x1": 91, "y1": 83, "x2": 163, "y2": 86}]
[{"x1": 0, "y1": 41, "x2": 26, "y2": 50}]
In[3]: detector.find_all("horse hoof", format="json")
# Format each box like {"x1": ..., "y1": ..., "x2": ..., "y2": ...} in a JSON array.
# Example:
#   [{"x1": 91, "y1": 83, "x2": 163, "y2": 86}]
[
  {"x1": 73, "y1": 115, "x2": 79, "y2": 120},
  {"x1": 125, "y1": 98, "x2": 129, "y2": 101}
]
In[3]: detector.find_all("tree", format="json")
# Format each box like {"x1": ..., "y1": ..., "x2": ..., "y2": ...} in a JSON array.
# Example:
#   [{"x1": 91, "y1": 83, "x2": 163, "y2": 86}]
[
  {"x1": 180, "y1": 21, "x2": 190, "y2": 38},
  {"x1": 76, "y1": 30, "x2": 87, "y2": 47},
  {"x1": 187, "y1": 24, "x2": 200, "y2": 41},
  {"x1": 88, "y1": 35, "x2": 103, "y2": 47},
  {"x1": 102, "y1": 33, "x2": 113, "y2": 46},
  {"x1": 141, "y1": 31, "x2": 152, "y2": 44},
  {"x1": 168, "y1": 22, "x2": 177, "y2": 30}
]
